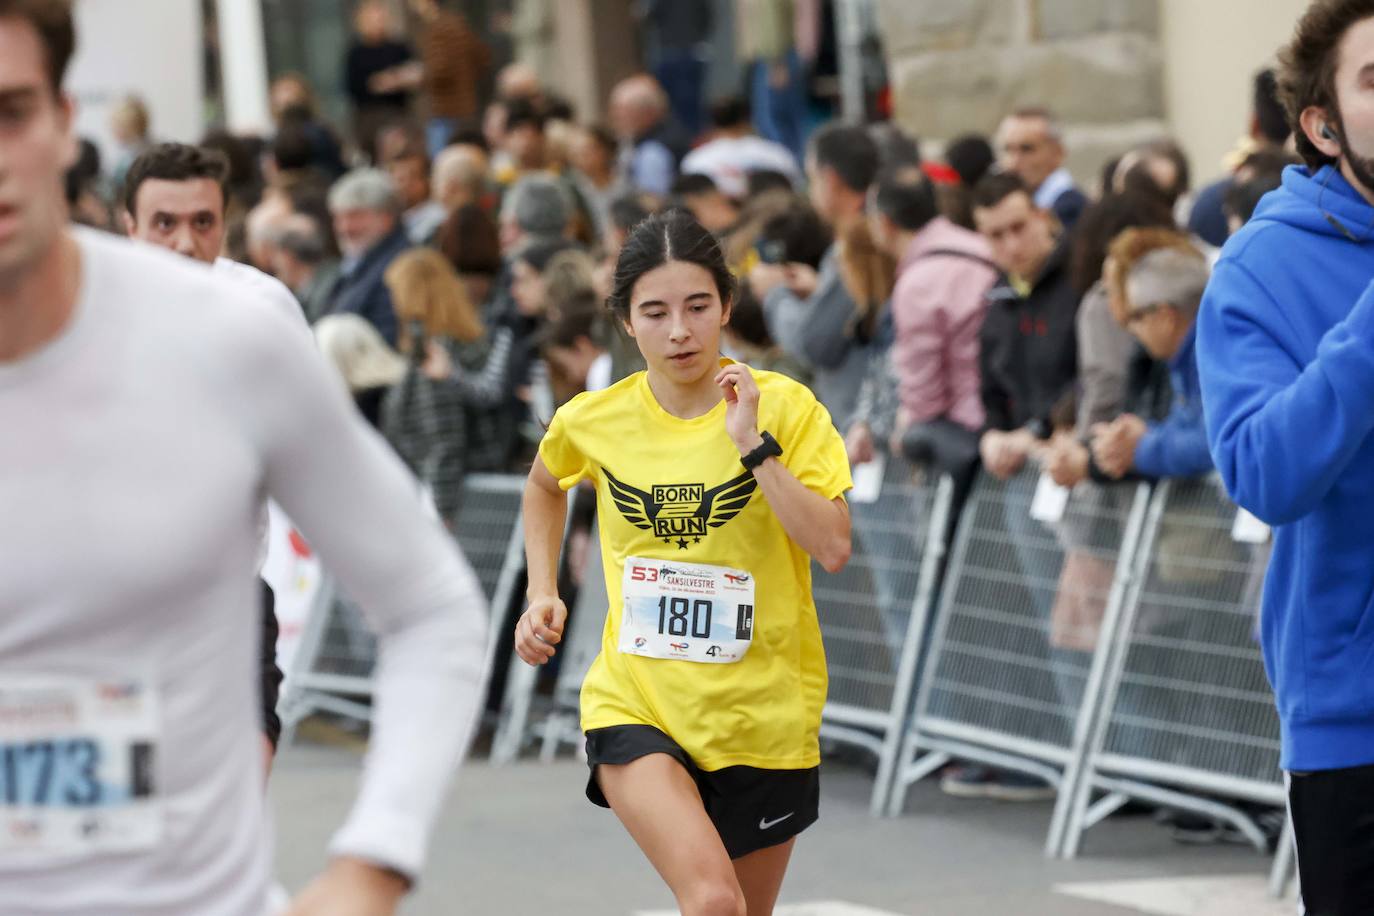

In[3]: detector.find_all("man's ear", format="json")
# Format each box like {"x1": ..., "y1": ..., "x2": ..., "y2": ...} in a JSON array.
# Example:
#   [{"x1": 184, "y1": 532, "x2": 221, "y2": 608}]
[
  {"x1": 719, "y1": 296, "x2": 732, "y2": 328},
  {"x1": 121, "y1": 211, "x2": 137, "y2": 236},
  {"x1": 1301, "y1": 106, "x2": 1342, "y2": 160}
]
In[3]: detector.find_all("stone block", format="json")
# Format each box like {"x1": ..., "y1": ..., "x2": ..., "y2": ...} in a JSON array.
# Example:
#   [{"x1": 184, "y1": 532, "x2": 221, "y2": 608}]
[
  {"x1": 888, "y1": 47, "x2": 1007, "y2": 139},
  {"x1": 1033, "y1": 0, "x2": 1160, "y2": 40},
  {"x1": 1008, "y1": 33, "x2": 1163, "y2": 123},
  {"x1": 876, "y1": 0, "x2": 1021, "y2": 56},
  {"x1": 887, "y1": 32, "x2": 1162, "y2": 140}
]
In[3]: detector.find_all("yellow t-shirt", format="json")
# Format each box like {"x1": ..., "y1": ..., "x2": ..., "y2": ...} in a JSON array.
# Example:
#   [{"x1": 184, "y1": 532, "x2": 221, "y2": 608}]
[{"x1": 538, "y1": 362, "x2": 853, "y2": 771}]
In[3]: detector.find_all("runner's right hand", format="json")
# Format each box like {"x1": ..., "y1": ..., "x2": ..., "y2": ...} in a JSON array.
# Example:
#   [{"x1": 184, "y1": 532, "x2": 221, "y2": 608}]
[{"x1": 515, "y1": 596, "x2": 568, "y2": 666}]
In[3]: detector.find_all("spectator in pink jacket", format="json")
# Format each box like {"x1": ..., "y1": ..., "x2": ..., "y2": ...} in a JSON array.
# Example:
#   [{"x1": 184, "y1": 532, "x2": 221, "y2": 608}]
[{"x1": 867, "y1": 166, "x2": 999, "y2": 441}]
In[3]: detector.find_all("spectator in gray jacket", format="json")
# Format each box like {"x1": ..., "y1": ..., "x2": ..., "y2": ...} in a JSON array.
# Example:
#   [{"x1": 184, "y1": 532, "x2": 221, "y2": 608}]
[{"x1": 748, "y1": 123, "x2": 881, "y2": 429}]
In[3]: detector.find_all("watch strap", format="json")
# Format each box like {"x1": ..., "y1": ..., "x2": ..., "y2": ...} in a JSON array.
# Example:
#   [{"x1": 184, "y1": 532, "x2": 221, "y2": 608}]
[{"x1": 741, "y1": 431, "x2": 783, "y2": 471}]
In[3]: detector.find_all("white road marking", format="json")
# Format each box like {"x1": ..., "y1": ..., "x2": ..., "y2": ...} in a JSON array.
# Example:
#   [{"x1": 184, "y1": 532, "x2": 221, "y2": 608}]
[
  {"x1": 1054, "y1": 873, "x2": 1298, "y2": 915},
  {"x1": 638, "y1": 903, "x2": 905, "y2": 916}
]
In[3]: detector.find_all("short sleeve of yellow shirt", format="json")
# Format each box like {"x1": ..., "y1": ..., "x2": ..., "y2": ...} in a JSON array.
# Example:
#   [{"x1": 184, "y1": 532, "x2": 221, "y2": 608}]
[
  {"x1": 539, "y1": 364, "x2": 853, "y2": 772},
  {"x1": 537, "y1": 407, "x2": 592, "y2": 491}
]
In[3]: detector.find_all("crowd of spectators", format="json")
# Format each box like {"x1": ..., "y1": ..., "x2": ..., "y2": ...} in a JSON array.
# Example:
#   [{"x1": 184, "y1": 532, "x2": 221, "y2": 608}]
[{"x1": 57, "y1": 0, "x2": 1313, "y2": 849}]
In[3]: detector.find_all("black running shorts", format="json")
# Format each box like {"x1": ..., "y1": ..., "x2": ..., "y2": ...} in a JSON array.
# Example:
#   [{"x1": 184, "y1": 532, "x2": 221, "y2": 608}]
[{"x1": 584, "y1": 724, "x2": 819, "y2": 860}]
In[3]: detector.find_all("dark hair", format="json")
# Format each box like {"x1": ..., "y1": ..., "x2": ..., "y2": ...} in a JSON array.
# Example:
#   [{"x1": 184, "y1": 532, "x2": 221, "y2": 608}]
[
  {"x1": 540, "y1": 295, "x2": 601, "y2": 350},
  {"x1": 69, "y1": 136, "x2": 99, "y2": 181},
  {"x1": 725, "y1": 286, "x2": 774, "y2": 349},
  {"x1": 746, "y1": 170, "x2": 794, "y2": 199},
  {"x1": 285, "y1": 184, "x2": 338, "y2": 256},
  {"x1": 199, "y1": 129, "x2": 265, "y2": 202},
  {"x1": 756, "y1": 203, "x2": 832, "y2": 269},
  {"x1": 1253, "y1": 68, "x2": 1291, "y2": 146},
  {"x1": 607, "y1": 193, "x2": 651, "y2": 234},
  {"x1": 1099, "y1": 155, "x2": 1124, "y2": 197},
  {"x1": 445, "y1": 121, "x2": 489, "y2": 153},
  {"x1": 64, "y1": 137, "x2": 100, "y2": 206},
  {"x1": 278, "y1": 225, "x2": 327, "y2": 266},
  {"x1": 606, "y1": 208, "x2": 737, "y2": 320},
  {"x1": 504, "y1": 98, "x2": 546, "y2": 133},
  {"x1": 1278, "y1": 0, "x2": 1374, "y2": 169},
  {"x1": 272, "y1": 120, "x2": 315, "y2": 172},
  {"x1": 710, "y1": 95, "x2": 751, "y2": 129},
  {"x1": 809, "y1": 123, "x2": 881, "y2": 193},
  {"x1": 1067, "y1": 192, "x2": 1175, "y2": 295},
  {"x1": 437, "y1": 203, "x2": 502, "y2": 276},
  {"x1": 123, "y1": 143, "x2": 230, "y2": 216},
  {"x1": 1118, "y1": 139, "x2": 1191, "y2": 209},
  {"x1": 873, "y1": 166, "x2": 939, "y2": 232},
  {"x1": 1155, "y1": 138, "x2": 1192, "y2": 195},
  {"x1": 1224, "y1": 172, "x2": 1285, "y2": 227},
  {"x1": 868, "y1": 122, "x2": 921, "y2": 170},
  {"x1": 543, "y1": 94, "x2": 576, "y2": 122},
  {"x1": 1236, "y1": 146, "x2": 1302, "y2": 180},
  {"x1": 945, "y1": 134, "x2": 996, "y2": 188},
  {"x1": 584, "y1": 123, "x2": 619, "y2": 156},
  {"x1": 671, "y1": 173, "x2": 719, "y2": 198},
  {"x1": 517, "y1": 238, "x2": 577, "y2": 274},
  {"x1": 0, "y1": 0, "x2": 75, "y2": 95},
  {"x1": 970, "y1": 171, "x2": 1031, "y2": 211}
]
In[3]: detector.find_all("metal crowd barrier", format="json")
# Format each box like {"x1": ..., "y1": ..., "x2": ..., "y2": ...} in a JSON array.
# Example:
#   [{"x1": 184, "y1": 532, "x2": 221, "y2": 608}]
[
  {"x1": 279, "y1": 474, "x2": 526, "y2": 734},
  {"x1": 1057, "y1": 475, "x2": 1281, "y2": 858},
  {"x1": 531, "y1": 519, "x2": 609, "y2": 762},
  {"x1": 819, "y1": 460, "x2": 952, "y2": 814},
  {"x1": 490, "y1": 487, "x2": 589, "y2": 763},
  {"x1": 884, "y1": 466, "x2": 1152, "y2": 855}
]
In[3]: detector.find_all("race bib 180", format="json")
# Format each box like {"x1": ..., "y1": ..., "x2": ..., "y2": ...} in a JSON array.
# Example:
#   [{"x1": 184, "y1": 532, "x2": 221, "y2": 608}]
[
  {"x1": 0, "y1": 678, "x2": 161, "y2": 855},
  {"x1": 619, "y1": 557, "x2": 756, "y2": 664}
]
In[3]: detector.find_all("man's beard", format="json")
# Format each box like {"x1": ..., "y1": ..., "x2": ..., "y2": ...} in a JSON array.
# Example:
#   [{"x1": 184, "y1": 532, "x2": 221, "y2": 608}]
[{"x1": 1333, "y1": 108, "x2": 1374, "y2": 198}]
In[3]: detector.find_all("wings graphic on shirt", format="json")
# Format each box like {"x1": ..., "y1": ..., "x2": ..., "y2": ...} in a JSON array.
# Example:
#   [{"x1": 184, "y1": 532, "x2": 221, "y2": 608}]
[
  {"x1": 602, "y1": 468, "x2": 759, "y2": 540},
  {"x1": 698, "y1": 472, "x2": 758, "y2": 528},
  {"x1": 603, "y1": 468, "x2": 661, "y2": 530}
]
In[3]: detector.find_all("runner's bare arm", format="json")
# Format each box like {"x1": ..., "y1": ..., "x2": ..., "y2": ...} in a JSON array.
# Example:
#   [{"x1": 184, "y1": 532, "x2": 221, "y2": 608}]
[
  {"x1": 516, "y1": 457, "x2": 570, "y2": 665},
  {"x1": 717, "y1": 364, "x2": 852, "y2": 573},
  {"x1": 751, "y1": 468, "x2": 851, "y2": 574}
]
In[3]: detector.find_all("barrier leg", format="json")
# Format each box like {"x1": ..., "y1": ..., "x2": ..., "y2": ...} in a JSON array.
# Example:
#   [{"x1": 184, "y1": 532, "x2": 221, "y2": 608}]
[
  {"x1": 491, "y1": 657, "x2": 538, "y2": 764},
  {"x1": 885, "y1": 740, "x2": 951, "y2": 818},
  {"x1": 1268, "y1": 817, "x2": 1296, "y2": 899}
]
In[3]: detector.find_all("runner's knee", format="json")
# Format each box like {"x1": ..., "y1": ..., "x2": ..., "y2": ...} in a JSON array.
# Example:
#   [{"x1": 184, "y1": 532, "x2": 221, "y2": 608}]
[{"x1": 677, "y1": 878, "x2": 746, "y2": 916}]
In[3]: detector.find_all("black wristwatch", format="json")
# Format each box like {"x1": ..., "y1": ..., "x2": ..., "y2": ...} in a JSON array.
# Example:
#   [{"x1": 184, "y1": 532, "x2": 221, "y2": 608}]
[{"x1": 740, "y1": 431, "x2": 784, "y2": 471}]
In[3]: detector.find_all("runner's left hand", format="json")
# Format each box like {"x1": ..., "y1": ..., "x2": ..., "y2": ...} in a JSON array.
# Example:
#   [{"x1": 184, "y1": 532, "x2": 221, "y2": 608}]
[
  {"x1": 716, "y1": 363, "x2": 763, "y2": 455},
  {"x1": 286, "y1": 857, "x2": 408, "y2": 915}
]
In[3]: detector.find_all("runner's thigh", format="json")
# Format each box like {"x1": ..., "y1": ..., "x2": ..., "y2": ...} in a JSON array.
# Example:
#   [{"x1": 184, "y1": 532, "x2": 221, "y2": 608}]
[{"x1": 597, "y1": 753, "x2": 742, "y2": 909}]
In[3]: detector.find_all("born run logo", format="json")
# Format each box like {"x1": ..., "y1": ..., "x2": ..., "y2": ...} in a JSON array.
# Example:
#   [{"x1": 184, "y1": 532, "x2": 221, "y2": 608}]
[{"x1": 603, "y1": 467, "x2": 758, "y2": 549}]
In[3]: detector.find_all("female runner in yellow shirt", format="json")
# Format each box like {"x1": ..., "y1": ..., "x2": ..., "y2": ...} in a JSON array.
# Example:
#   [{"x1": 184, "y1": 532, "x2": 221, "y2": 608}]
[{"x1": 515, "y1": 209, "x2": 852, "y2": 916}]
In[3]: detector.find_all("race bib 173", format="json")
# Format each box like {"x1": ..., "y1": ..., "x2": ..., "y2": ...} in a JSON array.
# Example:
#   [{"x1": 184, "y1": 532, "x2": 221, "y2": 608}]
[{"x1": 0, "y1": 678, "x2": 161, "y2": 855}]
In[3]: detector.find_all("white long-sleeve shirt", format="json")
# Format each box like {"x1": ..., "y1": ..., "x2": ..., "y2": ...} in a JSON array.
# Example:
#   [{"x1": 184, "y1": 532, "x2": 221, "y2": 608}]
[
  {"x1": 210, "y1": 255, "x2": 312, "y2": 572},
  {"x1": 0, "y1": 229, "x2": 488, "y2": 915}
]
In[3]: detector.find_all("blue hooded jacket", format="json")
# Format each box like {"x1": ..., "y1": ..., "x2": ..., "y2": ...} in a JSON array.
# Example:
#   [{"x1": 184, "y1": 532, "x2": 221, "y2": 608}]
[
  {"x1": 1198, "y1": 165, "x2": 1374, "y2": 771},
  {"x1": 1133, "y1": 326, "x2": 1212, "y2": 479}
]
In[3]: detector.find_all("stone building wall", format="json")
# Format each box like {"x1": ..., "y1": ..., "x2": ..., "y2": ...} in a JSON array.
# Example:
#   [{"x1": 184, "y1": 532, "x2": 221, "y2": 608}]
[{"x1": 879, "y1": 0, "x2": 1168, "y2": 189}]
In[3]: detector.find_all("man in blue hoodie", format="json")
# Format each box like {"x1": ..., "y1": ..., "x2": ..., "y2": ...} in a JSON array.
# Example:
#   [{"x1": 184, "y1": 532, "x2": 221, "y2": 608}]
[
  {"x1": 1092, "y1": 245, "x2": 1214, "y2": 481},
  {"x1": 1197, "y1": 3, "x2": 1374, "y2": 910}
]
